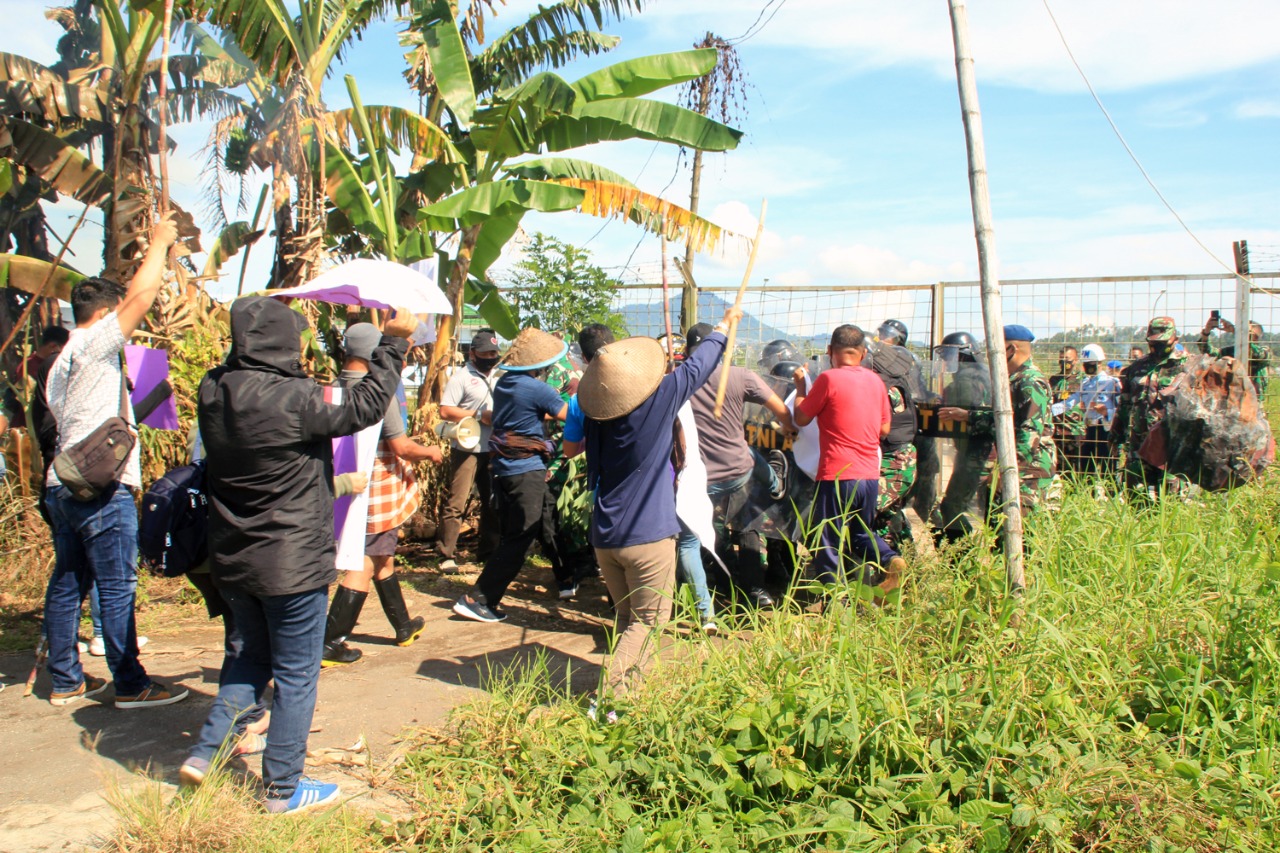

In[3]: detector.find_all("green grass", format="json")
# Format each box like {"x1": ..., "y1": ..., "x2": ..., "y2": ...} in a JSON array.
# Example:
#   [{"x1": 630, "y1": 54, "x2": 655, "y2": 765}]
[{"x1": 105, "y1": 475, "x2": 1280, "y2": 851}]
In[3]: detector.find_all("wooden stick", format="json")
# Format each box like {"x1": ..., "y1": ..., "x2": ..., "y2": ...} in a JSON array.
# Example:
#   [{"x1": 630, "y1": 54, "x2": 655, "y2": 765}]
[
  {"x1": 157, "y1": 0, "x2": 175, "y2": 215},
  {"x1": 713, "y1": 199, "x2": 767, "y2": 418},
  {"x1": 948, "y1": 0, "x2": 1024, "y2": 593},
  {"x1": 660, "y1": 232, "x2": 674, "y2": 372}
]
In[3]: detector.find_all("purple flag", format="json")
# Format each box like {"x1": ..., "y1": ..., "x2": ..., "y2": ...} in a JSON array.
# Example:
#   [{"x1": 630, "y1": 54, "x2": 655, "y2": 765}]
[{"x1": 125, "y1": 345, "x2": 180, "y2": 430}]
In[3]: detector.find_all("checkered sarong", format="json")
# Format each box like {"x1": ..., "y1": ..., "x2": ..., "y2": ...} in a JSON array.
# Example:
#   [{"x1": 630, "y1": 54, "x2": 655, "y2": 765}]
[{"x1": 366, "y1": 441, "x2": 419, "y2": 534}]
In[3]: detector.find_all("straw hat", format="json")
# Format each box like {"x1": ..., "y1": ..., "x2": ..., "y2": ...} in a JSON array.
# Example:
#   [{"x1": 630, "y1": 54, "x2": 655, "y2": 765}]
[
  {"x1": 577, "y1": 336, "x2": 667, "y2": 420},
  {"x1": 502, "y1": 327, "x2": 568, "y2": 372}
]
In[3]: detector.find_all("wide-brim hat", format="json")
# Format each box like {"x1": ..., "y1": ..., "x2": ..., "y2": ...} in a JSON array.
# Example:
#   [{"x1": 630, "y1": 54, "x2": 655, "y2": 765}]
[
  {"x1": 501, "y1": 327, "x2": 568, "y2": 372},
  {"x1": 578, "y1": 337, "x2": 666, "y2": 421}
]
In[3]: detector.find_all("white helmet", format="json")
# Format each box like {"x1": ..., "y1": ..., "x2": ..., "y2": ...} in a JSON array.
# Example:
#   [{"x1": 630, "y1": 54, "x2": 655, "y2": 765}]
[{"x1": 1080, "y1": 344, "x2": 1106, "y2": 363}]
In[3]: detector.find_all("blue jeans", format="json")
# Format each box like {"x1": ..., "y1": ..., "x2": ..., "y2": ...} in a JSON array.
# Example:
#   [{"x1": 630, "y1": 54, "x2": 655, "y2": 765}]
[
  {"x1": 675, "y1": 524, "x2": 714, "y2": 620},
  {"x1": 44, "y1": 484, "x2": 149, "y2": 695},
  {"x1": 707, "y1": 472, "x2": 766, "y2": 592},
  {"x1": 809, "y1": 479, "x2": 898, "y2": 585},
  {"x1": 188, "y1": 583, "x2": 327, "y2": 800}
]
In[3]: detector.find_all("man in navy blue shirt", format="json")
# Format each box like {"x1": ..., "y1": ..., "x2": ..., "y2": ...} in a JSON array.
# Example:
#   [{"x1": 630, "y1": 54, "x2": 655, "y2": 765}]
[
  {"x1": 577, "y1": 306, "x2": 741, "y2": 700},
  {"x1": 454, "y1": 329, "x2": 569, "y2": 623}
]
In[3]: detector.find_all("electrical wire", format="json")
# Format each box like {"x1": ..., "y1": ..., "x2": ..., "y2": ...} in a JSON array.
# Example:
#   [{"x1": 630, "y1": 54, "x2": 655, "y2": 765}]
[
  {"x1": 1042, "y1": 0, "x2": 1252, "y2": 286},
  {"x1": 731, "y1": 0, "x2": 788, "y2": 46}
]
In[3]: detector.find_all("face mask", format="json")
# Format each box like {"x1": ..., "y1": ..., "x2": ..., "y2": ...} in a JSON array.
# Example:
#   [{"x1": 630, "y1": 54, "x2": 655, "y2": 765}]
[
  {"x1": 1084, "y1": 363, "x2": 1098, "y2": 375},
  {"x1": 474, "y1": 355, "x2": 500, "y2": 373},
  {"x1": 1149, "y1": 342, "x2": 1171, "y2": 356}
]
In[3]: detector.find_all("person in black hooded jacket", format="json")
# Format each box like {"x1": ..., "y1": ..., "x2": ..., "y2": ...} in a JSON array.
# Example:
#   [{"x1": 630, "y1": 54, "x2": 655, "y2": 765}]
[{"x1": 183, "y1": 295, "x2": 416, "y2": 813}]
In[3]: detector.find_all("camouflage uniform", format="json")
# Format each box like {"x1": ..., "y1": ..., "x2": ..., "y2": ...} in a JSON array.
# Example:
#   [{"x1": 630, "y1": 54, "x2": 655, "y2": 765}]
[
  {"x1": 1049, "y1": 367, "x2": 1086, "y2": 473},
  {"x1": 1197, "y1": 336, "x2": 1270, "y2": 400},
  {"x1": 1113, "y1": 318, "x2": 1189, "y2": 496},
  {"x1": 876, "y1": 386, "x2": 918, "y2": 547},
  {"x1": 969, "y1": 360, "x2": 1056, "y2": 520}
]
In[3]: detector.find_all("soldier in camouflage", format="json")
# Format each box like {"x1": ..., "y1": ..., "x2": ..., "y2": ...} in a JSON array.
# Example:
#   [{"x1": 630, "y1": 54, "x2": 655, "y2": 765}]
[
  {"x1": 1197, "y1": 315, "x2": 1270, "y2": 400},
  {"x1": 1112, "y1": 317, "x2": 1189, "y2": 497},
  {"x1": 939, "y1": 324, "x2": 1055, "y2": 524},
  {"x1": 1048, "y1": 346, "x2": 1086, "y2": 473}
]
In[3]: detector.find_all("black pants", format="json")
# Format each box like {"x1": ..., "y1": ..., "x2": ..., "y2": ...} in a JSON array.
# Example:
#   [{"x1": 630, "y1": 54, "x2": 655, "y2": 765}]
[
  {"x1": 1078, "y1": 424, "x2": 1113, "y2": 476},
  {"x1": 476, "y1": 470, "x2": 567, "y2": 607},
  {"x1": 708, "y1": 473, "x2": 765, "y2": 594}
]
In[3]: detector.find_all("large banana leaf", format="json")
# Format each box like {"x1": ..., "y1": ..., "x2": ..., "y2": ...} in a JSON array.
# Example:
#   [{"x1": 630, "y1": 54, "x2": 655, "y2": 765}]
[
  {"x1": 418, "y1": 179, "x2": 584, "y2": 230},
  {"x1": 538, "y1": 98, "x2": 742, "y2": 153},
  {"x1": 145, "y1": 54, "x2": 256, "y2": 89},
  {"x1": 323, "y1": 142, "x2": 382, "y2": 238},
  {"x1": 0, "y1": 159, "x2": 10, "y2": 195},
  {"x1": 419, "y1": 0, "x2": 476, "y2": 127},
  {"x1": 465, "y1": 276, "x2": 520, "y2": 339},
  {"x1": 200, "y1": 0, "x2": 307, "y2": 86},
  {"x1": 551, "y1": 178, "x2": 743, "y2": 255},
  {"x1": 469, "y1": 212, "x2": 525, "y2": 279},
  {"x1": 201, "y1": 221, "x2": 265, "y2": 280},
  {"x1": 0, "y1": 119, "x2": 112, "y2": 207},
  {"x1": 474, "y1": 30, "x2": 620, "y2": 94},
  {"x1": 0, "y1": 254, "x2": 85, "y2": 301},
  {"x1": 328, "y1": 105, "x2": 462, "y2": 163},
  {"x1": 0, "y1": 53, "x2": 109, "y2": 126},
  {"x1": 470, "y1": 72, "x2": 579, "y2": 159},
  {"x1": 504, "y1": 157, "x2": 635, "y2": 188},
  {"x1": 571, "y1": 48, "x2": 717, "y2": 102}
]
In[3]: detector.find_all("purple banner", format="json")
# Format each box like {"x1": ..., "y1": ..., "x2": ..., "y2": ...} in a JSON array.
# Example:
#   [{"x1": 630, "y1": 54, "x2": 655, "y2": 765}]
[{"x1": 124, "y1": 345, "x2": 180, "y2": 430}]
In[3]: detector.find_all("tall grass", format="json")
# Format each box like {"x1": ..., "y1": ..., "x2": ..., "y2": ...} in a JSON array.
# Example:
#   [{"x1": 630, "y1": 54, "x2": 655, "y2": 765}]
[
  {"x1": 106, "y1": 476, "x2": 1280, "y2": 851},
  {"x1": 389, "y1": 479, "x2": 1280, "y2": 852}
]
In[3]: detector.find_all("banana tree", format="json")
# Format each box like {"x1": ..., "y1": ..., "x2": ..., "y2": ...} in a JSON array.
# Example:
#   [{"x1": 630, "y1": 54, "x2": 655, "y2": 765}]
[{"x1": 403, "y1": 1, "x2": 743, "y2": 391}]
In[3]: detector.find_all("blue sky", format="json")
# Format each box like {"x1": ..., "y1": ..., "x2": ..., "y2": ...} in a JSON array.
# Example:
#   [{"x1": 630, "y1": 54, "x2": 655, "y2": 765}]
[{"x1": 10, "y1": 0, "x2": 1280, "y2": 335}]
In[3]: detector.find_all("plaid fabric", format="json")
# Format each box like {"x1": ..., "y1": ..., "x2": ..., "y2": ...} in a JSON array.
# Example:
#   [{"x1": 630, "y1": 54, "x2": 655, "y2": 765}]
[{"x1": 366, "y1": 441, "x2": 420, "y2": 534}]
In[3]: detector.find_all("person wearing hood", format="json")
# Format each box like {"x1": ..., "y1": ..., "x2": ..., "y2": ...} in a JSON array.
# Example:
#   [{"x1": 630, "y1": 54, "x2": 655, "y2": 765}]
[
  {"x1": 1112, "y1": 317, "x2": 1189, "y2": 497},
  {"x1": 184, "y1": 296, "x2": 416, "y2": 814},
  {"x1": 322, "y1": 323, "x2": 444, "y2": 667}
]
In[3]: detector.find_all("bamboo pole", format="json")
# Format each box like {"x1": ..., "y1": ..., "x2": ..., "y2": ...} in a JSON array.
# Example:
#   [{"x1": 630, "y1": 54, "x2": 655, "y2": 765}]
[
  {"x1": 157, "y1": 0, "x2": 175, "y2": 215},
  {"x1": 713, "y1": 199, "x2": 767, "y2": 419},
  {"x1": 661, "y1": 233, "x2": 674, "y2": 372},
  {"x1": 947, "y1": 0, "x2": 1025, "y2": 593}
]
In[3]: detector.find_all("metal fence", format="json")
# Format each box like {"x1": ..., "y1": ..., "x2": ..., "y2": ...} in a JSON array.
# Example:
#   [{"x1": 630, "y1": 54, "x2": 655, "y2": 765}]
[{"x1": 590, "y1": 271, "x2": 1280, "y2": 368}]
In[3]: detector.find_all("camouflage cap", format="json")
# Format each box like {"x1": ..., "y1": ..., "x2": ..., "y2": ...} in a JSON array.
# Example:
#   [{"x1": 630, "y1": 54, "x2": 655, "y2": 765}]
[{"x1": 1146, "y1": 316, "x2": 1177, "y2": 342}]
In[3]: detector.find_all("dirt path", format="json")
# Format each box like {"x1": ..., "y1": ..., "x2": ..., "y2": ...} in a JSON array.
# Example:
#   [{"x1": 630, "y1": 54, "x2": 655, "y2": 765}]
[{"x1": 0, "y1": 561, "x2": 611, "y2": 852}]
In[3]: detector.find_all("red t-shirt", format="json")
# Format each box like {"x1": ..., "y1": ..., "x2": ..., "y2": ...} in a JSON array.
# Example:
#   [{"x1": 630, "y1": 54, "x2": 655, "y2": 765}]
[{"x1": 796, "y1": 365, "x2": 890, "y2": 481}]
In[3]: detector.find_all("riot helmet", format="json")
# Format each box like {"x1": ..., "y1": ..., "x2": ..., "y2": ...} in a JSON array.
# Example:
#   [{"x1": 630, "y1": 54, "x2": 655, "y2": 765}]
[
  {"x1": 934, "y1": 331, "x2": 979, "y2": 373},
  {"x1": 757, "y1": 339, "x2": 800, "y2": 372},
  {"x1": 657, "y1": 332, "x2": 686, "y2": 361},
  {"x1": 770, "y1": 360, "x2": 802, "y2": 381},
  {"x1": 877, "y1": 319, "x2": 909, "y2": 346}
]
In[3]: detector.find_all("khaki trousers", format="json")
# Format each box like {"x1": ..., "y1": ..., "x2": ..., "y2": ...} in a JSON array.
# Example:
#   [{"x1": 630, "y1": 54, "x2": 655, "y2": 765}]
[{"x1": 595, "y1": 537, "x2": 676, "y2": 698}]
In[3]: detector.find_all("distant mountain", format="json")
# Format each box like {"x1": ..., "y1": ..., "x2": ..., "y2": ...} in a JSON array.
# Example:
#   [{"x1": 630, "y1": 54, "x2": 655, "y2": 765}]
[{"x1": 617, "y1": 291, "x2": 796, "y2": 346}]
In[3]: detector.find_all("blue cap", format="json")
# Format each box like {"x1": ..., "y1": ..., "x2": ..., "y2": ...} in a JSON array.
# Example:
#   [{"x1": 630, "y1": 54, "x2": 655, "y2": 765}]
[
  {"x1": 1003, "y1": 324, "x2": 1035, "y2": 342},
  {"x1": 1107, "y1": 359, "x2": 1122, "y2": 370}
]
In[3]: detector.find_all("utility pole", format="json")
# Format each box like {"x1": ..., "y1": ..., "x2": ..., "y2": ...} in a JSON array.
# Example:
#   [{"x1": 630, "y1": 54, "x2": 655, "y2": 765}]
[
  {"x1": 680, "y1": 75, "x2": 712, "y2": 333},
  {"x1": 947, "y1": 0, "x2": 1025, "y2": 593},
  {"x1": 1234, "y1": 239, "x2": 1251, "y2": 361}
]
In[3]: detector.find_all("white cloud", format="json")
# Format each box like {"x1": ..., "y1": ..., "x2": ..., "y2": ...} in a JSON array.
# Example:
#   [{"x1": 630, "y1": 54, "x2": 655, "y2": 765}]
[
  {"x1": 636, "y1": 1, "x2": 1280, "y2": 93},
  {"x1": 1235, "y1": 99, "x2": 1280, "y2": 119}
]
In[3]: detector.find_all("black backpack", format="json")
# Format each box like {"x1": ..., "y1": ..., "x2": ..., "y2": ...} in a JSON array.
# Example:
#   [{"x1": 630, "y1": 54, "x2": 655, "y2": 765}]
[
  {"x1": 868, "y1": 345, "x2": 918, "y2": 452},
  {"x1": 138, "y1": 461, "x2": 209, "y2": 577}
]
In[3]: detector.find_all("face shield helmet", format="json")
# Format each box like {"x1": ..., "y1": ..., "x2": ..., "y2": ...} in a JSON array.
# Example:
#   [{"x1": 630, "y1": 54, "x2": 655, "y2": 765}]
[
  {"x1": 933, "y1": 331, "x2": 978, "y2": 373},
  {"x1": 757, "y1": 339, "x2": 800, "y2": 372},
  {"x1": 877, "y1": 319, "x2": 908, "y2": 346}
]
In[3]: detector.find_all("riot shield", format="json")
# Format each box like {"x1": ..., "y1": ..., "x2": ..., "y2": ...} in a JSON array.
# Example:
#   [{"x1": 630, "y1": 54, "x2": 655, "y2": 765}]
[{"x1": 928, "y1": 358, "x2": 993, "y2": 537}]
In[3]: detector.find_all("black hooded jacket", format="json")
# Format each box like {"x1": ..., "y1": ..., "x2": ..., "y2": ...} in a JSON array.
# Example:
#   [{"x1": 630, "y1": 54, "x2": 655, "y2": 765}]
[{"x1": 198, "y1": 297, "x2": 406, "y2": 597}]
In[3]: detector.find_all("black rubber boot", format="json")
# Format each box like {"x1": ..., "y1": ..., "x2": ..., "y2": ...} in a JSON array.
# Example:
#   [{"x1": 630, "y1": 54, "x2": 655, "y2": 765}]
[
  {"x1": 323, "y1": 587, "x2": 366, "y2": 667},
  {"x1": 374, "y1": 574, "x2": 426, "y2": 647}
]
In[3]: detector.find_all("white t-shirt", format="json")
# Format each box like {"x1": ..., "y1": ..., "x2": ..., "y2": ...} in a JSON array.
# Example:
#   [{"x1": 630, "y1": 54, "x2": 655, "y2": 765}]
[{"x1": 45, "y1": 312, "x2": 141, "y2": 488}]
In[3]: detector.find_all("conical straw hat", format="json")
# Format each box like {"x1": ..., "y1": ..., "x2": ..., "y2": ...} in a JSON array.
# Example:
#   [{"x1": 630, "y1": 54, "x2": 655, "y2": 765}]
[
  {"x1": 502, "y1": 327, "x2": 568, "y2": 372},
  {"x1": 577, "y1": 337, "x2": 666, "y2": 421}
]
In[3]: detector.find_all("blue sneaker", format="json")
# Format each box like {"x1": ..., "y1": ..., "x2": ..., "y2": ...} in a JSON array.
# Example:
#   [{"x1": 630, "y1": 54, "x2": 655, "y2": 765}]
[{"x1": 264, "y1": 777, "x2": 340, "y2": 814}]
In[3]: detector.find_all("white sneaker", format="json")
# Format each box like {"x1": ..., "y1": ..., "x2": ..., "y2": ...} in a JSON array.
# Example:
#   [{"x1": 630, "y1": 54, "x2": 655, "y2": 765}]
[
  {"x1": 702, "y1": 621, "x2": 718, "y2": 636},
  {"x1": 78, "y1": 641, "x2": 89, "y2": 654},
  {"x1": 439, "y1": 559, "x2": 459, "y2": 572}
]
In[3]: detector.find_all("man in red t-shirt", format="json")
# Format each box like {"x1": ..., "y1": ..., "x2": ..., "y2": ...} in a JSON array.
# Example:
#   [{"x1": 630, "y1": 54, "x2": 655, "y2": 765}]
[{"x1": 793, "y1": 324, "x2": 907, "y2": 595}]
